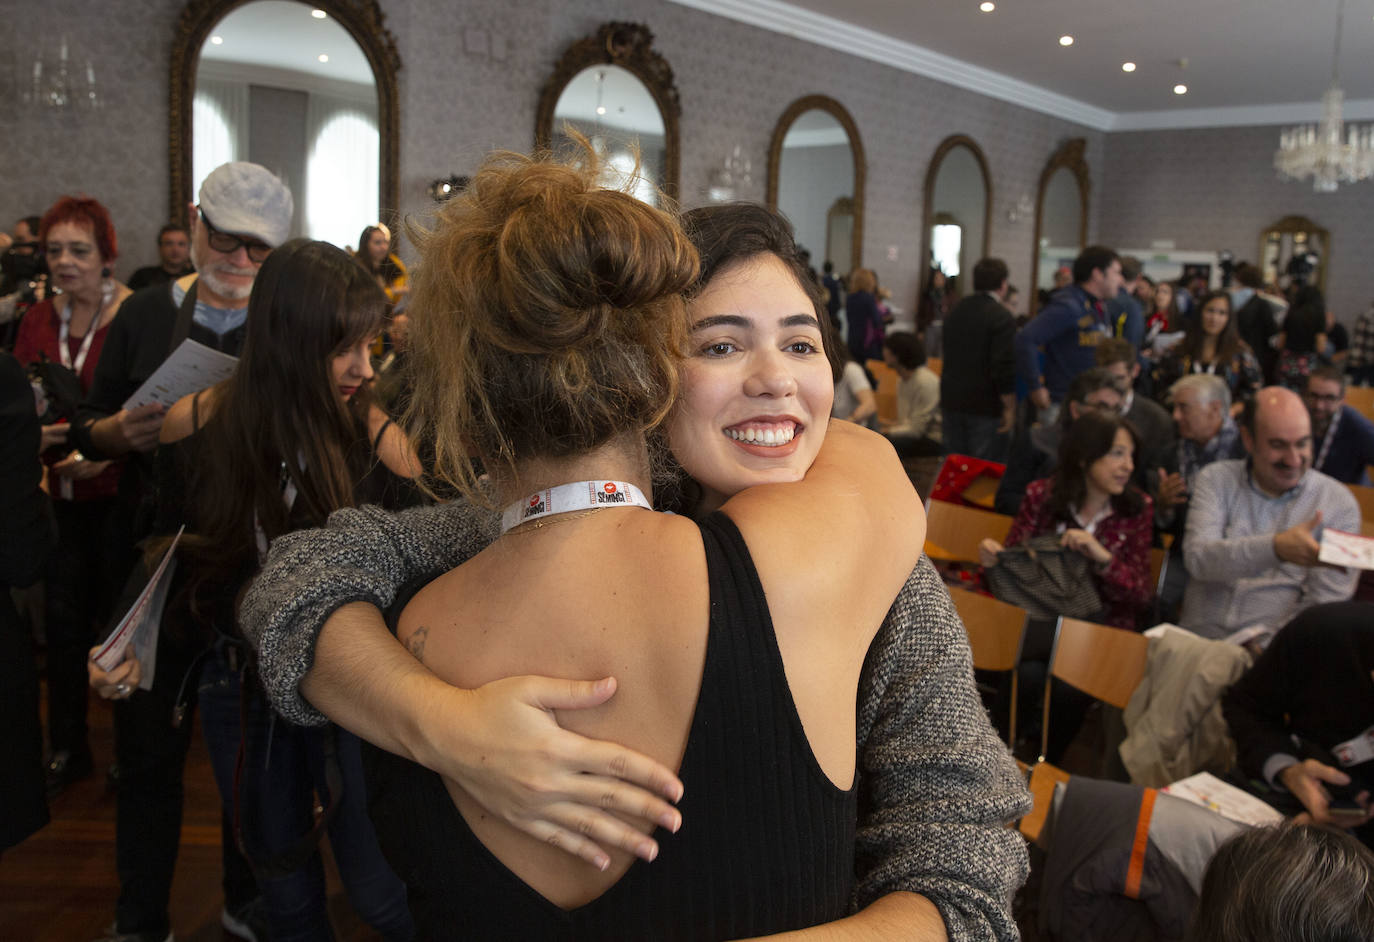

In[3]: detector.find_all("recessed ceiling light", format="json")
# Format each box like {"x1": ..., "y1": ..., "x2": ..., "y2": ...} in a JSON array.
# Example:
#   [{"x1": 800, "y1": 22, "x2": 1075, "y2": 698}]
[
  {"x1": 318, "y1": 54, "x2": 329, "y2": 63},
  {"x1": 1122, "y1": 62, "x2": 1136, "y2": 73},
  {"x1": 596, "y1": 106, "x2": 607, "y2": 115},
  {"x1": 1173, "y1": 84, "x2": 1188, "y2": 95},
  {"x1": 1059, "y1": 35, "x2": 1074, "y2": 47},
  {"x1": 312, "y1": 8, "x2": 327, "y2": 17},
  {"x1": 210, "y1": 35, "x2": 223, "y2": 45},
  {"x1": 979, "y1": 2, "x2": 996, "y2": 11}
]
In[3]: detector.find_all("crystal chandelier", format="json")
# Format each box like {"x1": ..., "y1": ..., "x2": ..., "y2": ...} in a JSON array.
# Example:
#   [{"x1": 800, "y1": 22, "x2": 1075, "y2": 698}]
[
  {"x1": 27, "y1": 35, "x2": 99, "y2": 110},
  {"x1": 1274, "y1": 0, "x2": 1374, "y2": 192}
]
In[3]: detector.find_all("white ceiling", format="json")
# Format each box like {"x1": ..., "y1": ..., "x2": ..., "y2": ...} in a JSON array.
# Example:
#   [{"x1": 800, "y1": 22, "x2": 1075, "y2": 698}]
[
  {"x1": 200, "y1": 1, "x2": 373, "y2": 87},
  {"x1": 671, "y1": 0, "x2": 1374, "y2": 131}
]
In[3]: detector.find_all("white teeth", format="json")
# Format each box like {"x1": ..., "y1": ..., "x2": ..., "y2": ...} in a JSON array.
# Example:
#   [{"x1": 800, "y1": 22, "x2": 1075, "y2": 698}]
[{"x1": 726, "y1": 426, "x2": 795, "y2": 446}]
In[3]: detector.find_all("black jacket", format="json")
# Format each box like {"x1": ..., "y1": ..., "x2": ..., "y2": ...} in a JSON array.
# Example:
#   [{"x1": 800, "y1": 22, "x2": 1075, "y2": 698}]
[{"x1": 941, "y1": 292, "x2": 1016, "y2": 417}]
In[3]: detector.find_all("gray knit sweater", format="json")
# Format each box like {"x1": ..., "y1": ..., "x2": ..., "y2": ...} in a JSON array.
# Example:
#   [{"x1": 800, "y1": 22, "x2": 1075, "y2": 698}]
[{"x1": 240, "y1": 501, "x2": 1030, "y2": 940}]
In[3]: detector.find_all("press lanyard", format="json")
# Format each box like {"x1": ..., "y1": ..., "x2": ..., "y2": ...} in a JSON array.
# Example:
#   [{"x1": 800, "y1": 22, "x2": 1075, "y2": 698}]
[
  {"x1": 58, "y1": 297, "x2": 101, "y2": 375},
  {"x1": 1314, "y1": 408, "x2": 1341, "y2": 473},
  {"x1": 500, "y1": 480, "x2": 652, "y2": 534}
]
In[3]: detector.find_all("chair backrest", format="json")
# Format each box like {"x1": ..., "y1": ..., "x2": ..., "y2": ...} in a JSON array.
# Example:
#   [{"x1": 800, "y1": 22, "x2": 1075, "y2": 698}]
[
  {"x1": 1148, "y1": 548, "x2": 1167, "y2": 596},
  {"x1": 1040, "y1": 616, "x2": 1150, "y2": 763},
  {"x1": 1347, "y1": 483, "x2": 1374, "y2": 523},
  {"x1": 949, "y1": 585, "x2": 1027, "y2": 673},
  {"x1": 866, "y1": 359, "x2": 899, "y2": 424},
  {"x1": 1346, "y1": 386, "x2": 1374, "y2": 423},
  {"x1": 924, "y1": 500, "x2": 1013, "y2": 563},
  {"x1": 926, "y1": 356, "x2": 943, "y2": 377}
]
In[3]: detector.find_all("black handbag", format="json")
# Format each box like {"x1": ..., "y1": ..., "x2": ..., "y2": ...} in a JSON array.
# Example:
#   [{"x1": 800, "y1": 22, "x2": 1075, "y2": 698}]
[
  {"x1": 984, "y1": 533, "x2": 1103, "y2": 619},
  {"x1": 29, "y1": 352, "x2": 84, "y2": 425}
]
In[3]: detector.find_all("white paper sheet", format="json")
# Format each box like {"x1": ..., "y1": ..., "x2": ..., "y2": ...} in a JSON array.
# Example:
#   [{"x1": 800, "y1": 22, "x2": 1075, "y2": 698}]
[
  {"x1": 122, "y1": 339, "x2": 238, "y2": 411},
  {"x1": 1162, "y1": 771, "x2": 1284, "y2": 827},
  {"x1": 92, "y1": 526, "x2": 184, "y2": 689},
  {"x1": 1319, "y1": 528, "x2": 1374, "y2": 571}
]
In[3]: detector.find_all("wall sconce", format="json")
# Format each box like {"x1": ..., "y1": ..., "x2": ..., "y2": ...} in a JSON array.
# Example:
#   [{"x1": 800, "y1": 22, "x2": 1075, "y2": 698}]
[
  {"x1": 707, "y1": 145, "x2": 752, "y2": 203},
  {"x1": 427, "y1": 175, "x2": 469, "y2": 202},
  {"x1": 1005, "y1": 193, "x2": 1034, "y2": 223},
  {"x1": 27, "y1": 35, "x2": 98, "y2": 109}
]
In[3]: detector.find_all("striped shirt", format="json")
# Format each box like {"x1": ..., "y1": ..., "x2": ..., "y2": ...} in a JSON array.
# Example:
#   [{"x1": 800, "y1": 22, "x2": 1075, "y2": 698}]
[{"x1": 1181, "y1": 460, "x2": 1360, "y2": 640}]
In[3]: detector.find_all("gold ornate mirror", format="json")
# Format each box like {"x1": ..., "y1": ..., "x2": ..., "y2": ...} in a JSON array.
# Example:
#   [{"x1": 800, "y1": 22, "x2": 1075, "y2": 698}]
[
  {"x1": 170, "y1": 0, "x2": 401, "y2": 238},
  {"x1": 921, "y1": 134, "x2": 992, "y2": 286},
  {"x1": 766, "y1": 95, "x2": 866, "y2": 275},
  {"x1": 535, "y1": 22, "x2": 681, "y2": 203},
  {"x1": 1030, "y1": 138, "x2": 1090, "y2": 315},
  {"x1": 1260, "y1": 215, "x2": 1329, "y2": 293}
]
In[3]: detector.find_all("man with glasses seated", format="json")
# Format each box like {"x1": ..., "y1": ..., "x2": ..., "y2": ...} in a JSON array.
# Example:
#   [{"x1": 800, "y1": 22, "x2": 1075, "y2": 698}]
[
  {"x1": 69, "y1": 161, "x2": 291, "y2": 942},
  {"x1": 994, "y1": 366, "x2": 1123, "y2": 515},
  {"x1": 1305, "y1": 364, "x2": 1374, "y2": 485}
]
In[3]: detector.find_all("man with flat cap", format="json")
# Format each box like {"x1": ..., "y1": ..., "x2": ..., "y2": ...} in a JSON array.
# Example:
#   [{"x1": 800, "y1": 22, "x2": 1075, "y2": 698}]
[{"x1": 73, "y1": 161, "x2": 292, "y2": 942}]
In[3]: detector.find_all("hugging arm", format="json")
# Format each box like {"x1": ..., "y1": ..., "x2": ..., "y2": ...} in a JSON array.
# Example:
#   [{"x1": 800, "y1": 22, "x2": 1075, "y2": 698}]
[
  {"x1": 852, "y1": 556, "x2": 1031, "y2": 941},
  {"x1": 239, "y1": 501, "x2": 685, "y2": 867}
]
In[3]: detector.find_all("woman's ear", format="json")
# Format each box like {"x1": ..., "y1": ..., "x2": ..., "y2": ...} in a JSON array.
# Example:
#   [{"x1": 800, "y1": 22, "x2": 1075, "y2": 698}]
[{"x1": 101, "y1": 265, "x2": 111, "y2": 278}]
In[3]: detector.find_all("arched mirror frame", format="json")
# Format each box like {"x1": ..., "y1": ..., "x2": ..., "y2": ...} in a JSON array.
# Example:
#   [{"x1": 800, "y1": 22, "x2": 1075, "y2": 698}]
[
  {"x1": 535, "y1": 22, "x2": 682, "y2": 203},
  {"x1": 1259, "y1": 214, "x2": 1330, "y2": 294},
  {"x1": 919, "y1": 133, "x2": 993, "y2": 286},
  {"x1": 169, "y1": 0, "x2": 402, "y2": 229},
  {"x1": 1029, "y1": 137, "x2": 1090, "y2": 316},
  {"x1": 765, "y1": 94, "x2": 866, "y2": 275}
]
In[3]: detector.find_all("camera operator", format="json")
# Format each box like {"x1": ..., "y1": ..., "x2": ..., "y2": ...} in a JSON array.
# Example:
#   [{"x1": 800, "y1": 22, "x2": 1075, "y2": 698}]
[{"x1": 1, "y1": 216, "x2": 48, "y2": 344}]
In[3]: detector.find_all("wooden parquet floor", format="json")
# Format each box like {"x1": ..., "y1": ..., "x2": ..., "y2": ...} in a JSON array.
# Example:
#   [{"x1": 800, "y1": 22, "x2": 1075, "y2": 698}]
[{"x1": 0, "y1": 682, "x2": 378, "y2": 941}]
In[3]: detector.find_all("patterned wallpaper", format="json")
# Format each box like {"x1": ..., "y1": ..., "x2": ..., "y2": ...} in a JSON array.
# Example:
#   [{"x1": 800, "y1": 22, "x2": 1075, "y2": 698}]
[
  {"x1": 1099, "y1": 125, "x2": 1374, "y2": 325},
  {"x1": 5, "y1": 0, "x2": 1110, "y2": 314}
]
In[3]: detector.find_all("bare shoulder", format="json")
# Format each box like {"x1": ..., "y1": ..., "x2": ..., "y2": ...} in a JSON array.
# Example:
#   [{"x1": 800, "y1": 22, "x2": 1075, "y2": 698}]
[{"x1": 159, "y1": 387, "x2": 217, "y2": 444}]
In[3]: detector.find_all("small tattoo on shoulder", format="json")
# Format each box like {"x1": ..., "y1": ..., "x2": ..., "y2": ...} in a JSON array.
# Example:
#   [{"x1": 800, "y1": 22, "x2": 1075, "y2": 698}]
[{"x1": 406, "y1": 625, "x2": 429, "y2": 663}]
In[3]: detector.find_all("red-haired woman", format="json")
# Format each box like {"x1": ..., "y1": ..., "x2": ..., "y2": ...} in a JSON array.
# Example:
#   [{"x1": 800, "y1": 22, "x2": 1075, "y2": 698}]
[{"x1": 12, "y1": 196, "x2": 132, "y2": 791}]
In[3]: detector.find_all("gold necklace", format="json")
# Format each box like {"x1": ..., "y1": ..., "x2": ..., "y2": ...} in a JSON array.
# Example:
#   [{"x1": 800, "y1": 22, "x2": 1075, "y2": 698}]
[{"x1": 502, "y1": 507, "x2": 608, "y2": 536}]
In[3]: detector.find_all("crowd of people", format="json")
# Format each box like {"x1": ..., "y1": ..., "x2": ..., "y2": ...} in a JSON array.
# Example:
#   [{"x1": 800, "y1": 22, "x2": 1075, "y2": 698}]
[{"x1": 4, "y1": 147, "x2": 1374, "y2": 941}]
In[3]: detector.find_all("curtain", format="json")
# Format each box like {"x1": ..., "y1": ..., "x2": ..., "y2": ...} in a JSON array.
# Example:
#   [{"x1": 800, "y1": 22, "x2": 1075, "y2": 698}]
[
  {"x1": 193, "y1": 78, "x2": 248, "y2": 197},
  {"x1": 305, "y1": 92, "x2": 379, "y2": 251}
]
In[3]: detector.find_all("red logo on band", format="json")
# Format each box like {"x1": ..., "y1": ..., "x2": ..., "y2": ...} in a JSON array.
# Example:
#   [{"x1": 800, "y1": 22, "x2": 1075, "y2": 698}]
[
  {"x1": 604, "y1": 483, "x2": 617, "y2": 494},
  {"x1": 529, "y1": 495, "x2": 540, "y2": 507}
]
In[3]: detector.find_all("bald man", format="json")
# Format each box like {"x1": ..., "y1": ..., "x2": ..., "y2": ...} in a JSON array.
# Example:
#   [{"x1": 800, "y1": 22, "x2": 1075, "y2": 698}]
[{"x1": 1180, "y1": 387, "x2": 1360, "y2": 641}]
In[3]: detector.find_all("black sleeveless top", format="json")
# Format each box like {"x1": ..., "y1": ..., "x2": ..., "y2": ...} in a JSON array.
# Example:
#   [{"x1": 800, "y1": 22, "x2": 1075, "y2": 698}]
[{"x1": 363, "y1": 512, "x2": 857, "y2": 940}]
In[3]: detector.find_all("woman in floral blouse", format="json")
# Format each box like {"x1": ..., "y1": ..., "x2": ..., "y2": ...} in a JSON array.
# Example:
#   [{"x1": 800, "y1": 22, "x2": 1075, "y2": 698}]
[
  {"x1": 980, "y1": 410, "x2": 1154, "y2": 630},
  {"x1": 1153, "y1": 289, "x2": 1263, "y2": 411}
]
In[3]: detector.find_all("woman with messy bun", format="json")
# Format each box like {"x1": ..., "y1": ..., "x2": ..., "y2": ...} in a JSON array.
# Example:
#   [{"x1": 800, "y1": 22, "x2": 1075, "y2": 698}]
[{"x1": 246, "y1": 152, "x2": 1030, "y2": 939}]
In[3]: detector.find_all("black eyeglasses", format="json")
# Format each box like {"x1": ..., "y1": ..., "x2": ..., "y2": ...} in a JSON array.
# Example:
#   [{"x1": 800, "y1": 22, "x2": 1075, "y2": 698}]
[{"x1": 198, "y1": 208, "x2": 273, "y2": 262}]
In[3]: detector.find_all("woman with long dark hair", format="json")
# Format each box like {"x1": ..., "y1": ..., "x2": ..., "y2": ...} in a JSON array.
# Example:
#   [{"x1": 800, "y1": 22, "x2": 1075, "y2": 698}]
[
  {"x1": 1153, "y1": 289, "x2": 1262, "y2": 408},
  {"x1": 980, "y1": 410, "x2": 1154, "y2": 631},
  {"x1": 95, "y1": 240, "x2": 418, "y2": 940},
  {"x1": 353, "y1": 223, "x2": 408, "y2": 306}
]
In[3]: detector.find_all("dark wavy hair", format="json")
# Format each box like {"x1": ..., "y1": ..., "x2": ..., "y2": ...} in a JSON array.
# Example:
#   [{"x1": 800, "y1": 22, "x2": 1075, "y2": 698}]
[
  {"x1": 169, "y1": 239, "x2": 387, "y2": 601},
  {"x1": 1180, "y1": 289, "x2": 1247, "y2": 365},
  {"x1": 1047, "y1": 410, "x2": 1144, "y2": 521}
]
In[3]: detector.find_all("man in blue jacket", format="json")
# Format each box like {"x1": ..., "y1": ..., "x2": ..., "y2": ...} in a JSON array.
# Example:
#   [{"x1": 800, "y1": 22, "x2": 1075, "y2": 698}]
[{"x1": 1016, "y1": 245, "x2": 1122, "y2": 422}]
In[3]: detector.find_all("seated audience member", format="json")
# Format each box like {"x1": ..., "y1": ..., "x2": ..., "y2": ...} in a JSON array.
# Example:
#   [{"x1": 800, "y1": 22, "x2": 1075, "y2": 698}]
[
  {"x1": 1232, "y1": 262, "x2": 1279, "y2": 384},
  {"x1": 1305, "y1": 365, "x2": 1374, "y2": 484},
  {"x1": 125, "y1": 224, "x2": 194, "y2": 292},
  {"x1": 1095, "y1": 337, "x2": 1175, "y2": 483},
  {"x1": 994, "y1": 367, "x2": 1122, "y2": 516},
  {"x1": 1186, "y1": 821, "x2": 1374, "y2": 941},
  {"x1": 1105, "y1": 254, "x2": 1145, "y2": 350},
  {"x1": 1277, "y1": 287, "x2": 1331, "y2": 391},
  {"x1": 1347, "y1": 301, "x2": 1374, "y2": 386},
  {"x1": 1327, "y1": 308, "x2": 1350, "y2": 366},
  {"x1": 831, "y1": 349, "x2": 877, "y2": 428},
  {"x1": 1223, "y1": 603, "x2": 1374, "y2": 843},
  {"x1": 940, "y1": 256, "x2": 1016, "y2": 461},
  {"x1": 1154, "y1": 290, "x2": 1263, "y2": 410},
  {"x1": 1180, "y1": 388, "x2": 1359, "y2": 641},
  {"x1": 1154, "y1": 374, "x2": 1245, "y2": 534},
  {"x1": 981, "y1": 410, "x2": 1153, "y2": 631},
  {"x1": 880, "y1": 331, "x2": 941, "y2": 456},
  {"x1": 1016, "y1": 246, "x2": 1121, "y2": 420}
]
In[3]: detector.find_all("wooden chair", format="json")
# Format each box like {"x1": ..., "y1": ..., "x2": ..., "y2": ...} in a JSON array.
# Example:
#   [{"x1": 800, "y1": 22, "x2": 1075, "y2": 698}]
[
  {"x1": 1038, "y1": 616, "x2": 1150, "y2": 765},
  {"x1": 948, "y1": 586, "x2": 1029, "y2": 747},
  {"x1": 866, "y1": 358, "x2": 899, "y2": 425},
  {"x1": 1346, "y1": 386, "x2": 1374, "y2": 422},
  {"x1": 1020, "y1": 761, "x2": 1071, "y2": 843},
  {"x1": 924, "y1": 500, "x2": 1013, "y2": 564},
  {"x1": 1347, "y1": 483, "x2": 1374, "y2": 523},
  {"x1": 926, "y1": 356, "x2": 943, "y2": 377}
]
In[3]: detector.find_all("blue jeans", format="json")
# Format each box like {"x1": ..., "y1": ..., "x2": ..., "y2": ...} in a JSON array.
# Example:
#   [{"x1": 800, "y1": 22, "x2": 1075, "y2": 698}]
[
  {"x1": 200, "y1": 650, "x2": 413, "y2": 942},
  {"x1": 941, "y1": 410, "x2": 1007, "y2": 463}
]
